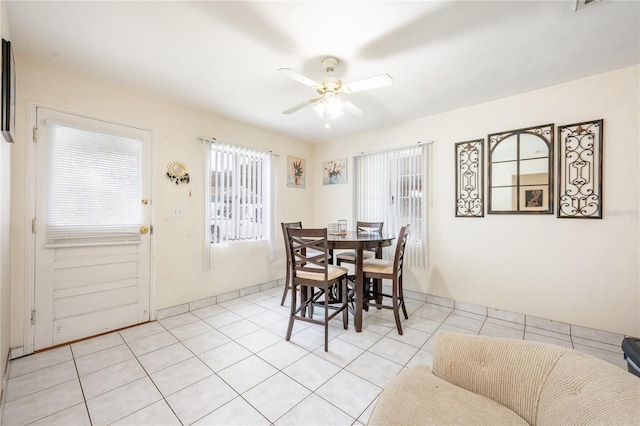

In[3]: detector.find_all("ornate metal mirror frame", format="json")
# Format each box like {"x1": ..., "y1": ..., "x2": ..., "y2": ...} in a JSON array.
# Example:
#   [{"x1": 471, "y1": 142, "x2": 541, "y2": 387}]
[
  {"x1": 455, "y1": 139, "x2": 484, "y2": 217},
  {"x1": 557, "y1": 119, "x2": 603, "y2": 219},
  {"x1": 488, "y1": 124, "x2": 554, "y2": 214}
]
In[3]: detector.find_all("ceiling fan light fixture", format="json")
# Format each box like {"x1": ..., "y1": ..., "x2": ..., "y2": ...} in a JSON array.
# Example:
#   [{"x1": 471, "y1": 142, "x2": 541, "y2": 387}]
[{"x1": 312, "y1": 94, "x2": 344, "y2": 120}]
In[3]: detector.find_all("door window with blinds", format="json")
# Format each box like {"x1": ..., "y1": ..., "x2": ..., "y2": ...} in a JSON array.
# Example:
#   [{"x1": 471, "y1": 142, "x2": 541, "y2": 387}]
[
  {"x1": 207, "y1": 140, "x2": 271, "y2": 244},
  {"x1": 354, "y1": 144, "x2": 428, "y2": 268},
  {"x1": 44, "y1": 122, "x2": 143, "y2": 247}
]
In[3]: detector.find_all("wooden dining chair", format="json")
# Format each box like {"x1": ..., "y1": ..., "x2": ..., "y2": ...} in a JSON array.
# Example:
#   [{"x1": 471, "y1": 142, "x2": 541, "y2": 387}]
[
  {"x1": 280, "y1": 221, "x2": 303, "y2": 306},
  {"x1": 285, "y1": 227, "x2": 349, "y2": 351},
  {"x1": 362, "y1": 225, "x2": 410, "y2": 335},
  {"x1": 335, "y1": 221, "x2": 384, "y2": 266}
]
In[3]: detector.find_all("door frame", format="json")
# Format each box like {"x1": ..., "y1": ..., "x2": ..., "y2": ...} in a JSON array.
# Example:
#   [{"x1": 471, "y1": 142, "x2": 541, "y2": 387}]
[{"x1": 22, "y1": 101, "x2": 157, "y2": 356}]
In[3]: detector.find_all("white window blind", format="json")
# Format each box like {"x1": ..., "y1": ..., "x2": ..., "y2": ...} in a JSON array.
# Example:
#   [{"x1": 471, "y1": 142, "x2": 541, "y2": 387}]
[
  {"x1": 44, "y1": 121, "x2": 143, "y2": 247},
  {"x1": 354, "y1": 144, "x2": 428, "y2": 268},
  {"x1": 208, "y1": 140, "x2": 272, "y2": 244}
]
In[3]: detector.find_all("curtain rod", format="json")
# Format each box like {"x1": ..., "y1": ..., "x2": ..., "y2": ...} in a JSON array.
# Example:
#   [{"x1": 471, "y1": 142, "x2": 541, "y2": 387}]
[
  {"x1": 199, "y1": 137, "x2": 280, "y2": 157},
  {"x1": 353, "y1": 140, "x2": 434, "y2": 158}
]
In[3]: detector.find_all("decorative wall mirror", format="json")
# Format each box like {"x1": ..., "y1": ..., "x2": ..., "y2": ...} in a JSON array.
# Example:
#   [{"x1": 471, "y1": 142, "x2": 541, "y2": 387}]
[{"x1": 488, "y1": 124, "x2": 554, "y2": 214}]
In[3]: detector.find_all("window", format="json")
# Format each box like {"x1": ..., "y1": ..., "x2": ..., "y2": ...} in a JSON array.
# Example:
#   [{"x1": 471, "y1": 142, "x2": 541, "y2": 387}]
[
  {"x1": 44, "y1": 121, "x2": 143, "y2": 247},
  {"x1": 354, "y1": 144, "x2": 428, "y2": 268},
  {"x1": 206, "y1": 140, "x2": 272, "y2": 244}
]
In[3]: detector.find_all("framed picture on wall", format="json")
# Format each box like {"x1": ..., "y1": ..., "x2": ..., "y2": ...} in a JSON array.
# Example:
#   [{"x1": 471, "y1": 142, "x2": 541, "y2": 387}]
[
  {"x1": 287, "y1": 156, "x2": 305, "y2": 188},
  {"x1": 1, "y1": 39, "x2": 15, "y2": 143},
  {"x1": 323, "y1": 158, "x2": 347, "y2": 185}
]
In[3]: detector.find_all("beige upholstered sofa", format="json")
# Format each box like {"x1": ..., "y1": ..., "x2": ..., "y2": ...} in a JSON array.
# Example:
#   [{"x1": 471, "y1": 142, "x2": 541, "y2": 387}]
[{"x1": 368, "y1": 331, "x2": 640, "y2": 425}]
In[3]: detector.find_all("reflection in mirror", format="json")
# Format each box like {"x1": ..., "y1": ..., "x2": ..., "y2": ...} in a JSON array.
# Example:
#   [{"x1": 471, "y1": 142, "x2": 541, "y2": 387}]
[{"x1": 488, "y1": 124, "x2": 553, "y2": 214}]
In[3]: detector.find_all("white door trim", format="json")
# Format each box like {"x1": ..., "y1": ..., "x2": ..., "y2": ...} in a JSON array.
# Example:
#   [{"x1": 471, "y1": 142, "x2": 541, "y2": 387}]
[{"x1": 23, "y1": 101, "x2": 157, "y2": 355}]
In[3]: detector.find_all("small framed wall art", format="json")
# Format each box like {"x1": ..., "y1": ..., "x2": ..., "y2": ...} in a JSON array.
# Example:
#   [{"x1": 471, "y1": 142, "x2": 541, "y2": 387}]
[
  {"x1": 287, "y1": 156, "x2": 305, "y2": 188},
  {"x1": 1, "y1": 39, "x2": 15, "y2": 143},
  {"x1": 323, "y1": 158, "x2": 347, "y2": 185}
]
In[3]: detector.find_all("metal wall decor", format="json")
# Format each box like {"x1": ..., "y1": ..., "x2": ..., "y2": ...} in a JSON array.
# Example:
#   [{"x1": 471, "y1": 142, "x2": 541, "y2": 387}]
[
  {"x1": 488, "y1": 124, "x2": 554, "y2": 214},
  {"x1": 455, "y1": 139, "x2": 484, "y2": 217},
  {"x1": 557, "y1": 119, "x2": 603, "y2": 219}
]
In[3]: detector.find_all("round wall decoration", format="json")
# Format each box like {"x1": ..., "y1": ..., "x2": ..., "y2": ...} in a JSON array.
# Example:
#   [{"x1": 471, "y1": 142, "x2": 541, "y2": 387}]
[{"x1": 167, "y1": 161, "x2": 190, "y2": 185}]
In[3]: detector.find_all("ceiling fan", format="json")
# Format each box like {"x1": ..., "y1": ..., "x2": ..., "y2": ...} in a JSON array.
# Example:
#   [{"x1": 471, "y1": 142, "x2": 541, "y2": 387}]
[{"x1": 279, "y1": 57, "x2": 393, "y2": 129}]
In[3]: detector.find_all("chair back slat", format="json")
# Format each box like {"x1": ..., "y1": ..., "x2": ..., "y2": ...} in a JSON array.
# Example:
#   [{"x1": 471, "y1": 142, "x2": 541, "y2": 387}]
[
  {"x1": 287, "y1": 227, "x2": 330, "y2": 280},
  {"x1": 394, "y1": 225, "x2": 410, "y2": 276},
  {"x1": 280, "y1": 222, "x2": 303, "y2": 306},
  {"x1": 356, "y1": 221, "x2": 383, "y2": 234},
  {"x1": 281, "y1": 221, "x2": 302, "y2": 255}
]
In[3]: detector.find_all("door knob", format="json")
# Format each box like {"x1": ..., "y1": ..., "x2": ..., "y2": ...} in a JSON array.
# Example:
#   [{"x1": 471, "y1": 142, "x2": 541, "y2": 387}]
[{"x1": 140, "y1": 226, "x2": 149, "y2": 234}]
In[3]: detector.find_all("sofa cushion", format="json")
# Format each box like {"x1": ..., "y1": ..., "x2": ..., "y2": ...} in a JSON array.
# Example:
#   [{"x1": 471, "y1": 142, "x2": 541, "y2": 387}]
[
  {"x1": 432, "y1": 331, "x2": 569, "y2": 425},
  {"x1": 536, "y1": 350, "x2": 640, "y2": 425},
  {"x1": 367, "y1": 365, "x2": 528, "y2": 426}
]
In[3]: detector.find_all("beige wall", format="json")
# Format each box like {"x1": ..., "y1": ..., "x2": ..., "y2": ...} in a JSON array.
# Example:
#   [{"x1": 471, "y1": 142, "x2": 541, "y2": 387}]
[
  {"x1": 7, "y1": 52, "x2": 639, "y2": 354},
  {"x1": 10, "y1": 54, "x2": 315, "y2": 350},
  {"x1": 0, "y1": 0, "x2": 11, "y2": 395},
  {"x1": 313, "y1": 65, "x2": 640, "y2": 336}
]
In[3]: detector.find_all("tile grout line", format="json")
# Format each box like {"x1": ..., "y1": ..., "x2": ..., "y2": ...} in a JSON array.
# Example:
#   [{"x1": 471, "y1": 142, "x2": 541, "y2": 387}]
[
  {"x1": 69, "y1": 344, "x2": 93, "y2": 426},
  {"x1": 110, "y1": 324, "x2": 184, "y2": 426}
]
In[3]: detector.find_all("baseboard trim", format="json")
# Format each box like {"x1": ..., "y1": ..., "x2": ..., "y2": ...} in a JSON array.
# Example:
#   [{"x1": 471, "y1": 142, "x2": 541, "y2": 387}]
[
  {"x1": 156, "y1": 278, "x2": 283, "y2": 320},
  {"x1": 156, "y1": 279, "x2": 626, "y2": 344},
  {"x1": 9, "y1": 346, "x2": 23, "y2": 360}
]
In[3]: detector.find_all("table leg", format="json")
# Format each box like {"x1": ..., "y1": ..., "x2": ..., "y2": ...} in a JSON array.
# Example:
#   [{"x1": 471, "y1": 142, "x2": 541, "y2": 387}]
[{"x1": 355, "y1": 248, "x2": 363, "y2": 332}]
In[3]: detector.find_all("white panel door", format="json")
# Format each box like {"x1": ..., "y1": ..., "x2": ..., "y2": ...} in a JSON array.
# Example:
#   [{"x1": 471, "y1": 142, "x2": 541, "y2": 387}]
[{"x1": 33, "y1": 107, "x2": 152, "y2": 350}]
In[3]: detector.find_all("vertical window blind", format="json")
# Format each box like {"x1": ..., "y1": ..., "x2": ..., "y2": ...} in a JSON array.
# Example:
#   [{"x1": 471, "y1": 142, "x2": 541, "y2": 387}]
[
  {"x1": 354, "y1": 144, "x2": 428, "y2": 268},
  {"x1": 207, "y1": 140, "x2": 272, "y2": 244},
  {"x1": 44, "y1": 121, "x2": 143, "y2": 247}
]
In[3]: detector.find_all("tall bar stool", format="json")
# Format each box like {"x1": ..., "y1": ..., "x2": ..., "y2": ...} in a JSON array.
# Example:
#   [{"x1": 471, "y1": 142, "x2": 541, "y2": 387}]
[
  {"x1": 362, "y1": 225, "x2": 410, "y2": 335},
  {"x1": 285, "y1": 227, "x2": 349, "y2": 351},
  {"x1": 335, "y1": 221, "x2": 383, "y2": 266}
]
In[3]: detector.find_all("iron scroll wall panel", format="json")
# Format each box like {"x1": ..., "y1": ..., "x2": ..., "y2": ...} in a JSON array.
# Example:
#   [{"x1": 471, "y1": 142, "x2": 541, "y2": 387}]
[
  {"x1": 487, "y1": 123, "x2": 554, "y2": 214},
  {"x1": 455, "y1": 139, "x2": 484, "y2": 217},
  {"x1": 557, "y1": 119, "x2": 603, "y2": 219}
]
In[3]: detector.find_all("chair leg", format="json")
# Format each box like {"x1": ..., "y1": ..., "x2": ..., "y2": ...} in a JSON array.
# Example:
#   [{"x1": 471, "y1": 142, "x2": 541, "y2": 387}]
[
  {"x1": 342, "y1": 278, "x2": 348, "y2": 330},
  {"x1": 374, "y1": 278, "x2": 383, "y2": 307},
  {"x1": 392, "y1": 279, "x2": 403, "y2": 335},
  {"x1": 324, "y1": 287, "x2": 329, "y2": 352},
  {"x1": 285, "y1": 283, "x2": 297, "y2": 341},
  {"x1": 280, "y1": 263, "x2": 291, "y2": 306},
  {"x1": 362, "y1": 278, "x2": 371, "y2": 312},
  {"x1": 399, "y1": 275, "x2": 408, "y2": 319}
]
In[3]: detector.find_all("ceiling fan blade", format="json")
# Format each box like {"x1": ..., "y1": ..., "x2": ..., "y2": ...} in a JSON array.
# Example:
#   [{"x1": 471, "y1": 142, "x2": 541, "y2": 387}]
[
  {"x1": 278, "y1": 68, "x2": 319, "y2": 87},
  {"x1": 341, "y1": 99, "x2": 365, "y2": 118},
  {"x1": 343, "y1": 74, "x2": 393, "y2": 93},
  {"x1": 282, "y1": 100, "x2": 315, "y2": 114}
]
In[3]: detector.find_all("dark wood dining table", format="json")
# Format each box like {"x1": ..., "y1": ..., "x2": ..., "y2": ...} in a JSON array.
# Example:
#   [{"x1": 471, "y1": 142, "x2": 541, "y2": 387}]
[{"x1": 327, "y1": 231, "x2": 395, "y2": 332}]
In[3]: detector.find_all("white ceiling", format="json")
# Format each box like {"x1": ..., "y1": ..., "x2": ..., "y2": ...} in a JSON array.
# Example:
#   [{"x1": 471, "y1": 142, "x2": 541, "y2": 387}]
[{"x1": 6, "y1": 1, "x2": 640, "y2": 143}]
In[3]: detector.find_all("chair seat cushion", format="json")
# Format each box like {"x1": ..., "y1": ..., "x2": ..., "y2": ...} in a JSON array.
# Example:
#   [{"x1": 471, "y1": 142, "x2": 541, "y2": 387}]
[
  {"x1": 368, "y1": 366, "x2": 528, "y2": 426},
  {"x1": 336, "y1": 251, "x2": 375, "y2": 261},
  {"x1": 362, "y1": 258, "x2": 394, "y2": 274},
  {"x1": 297, "y1": 265, "x2": 348, "y2": 281}
]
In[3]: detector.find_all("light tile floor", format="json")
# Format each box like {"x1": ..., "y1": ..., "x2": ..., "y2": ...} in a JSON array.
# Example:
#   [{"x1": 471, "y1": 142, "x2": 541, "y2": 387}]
[{"x1": 1, "y1": 286, "x2": 628, "y2": 426}]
